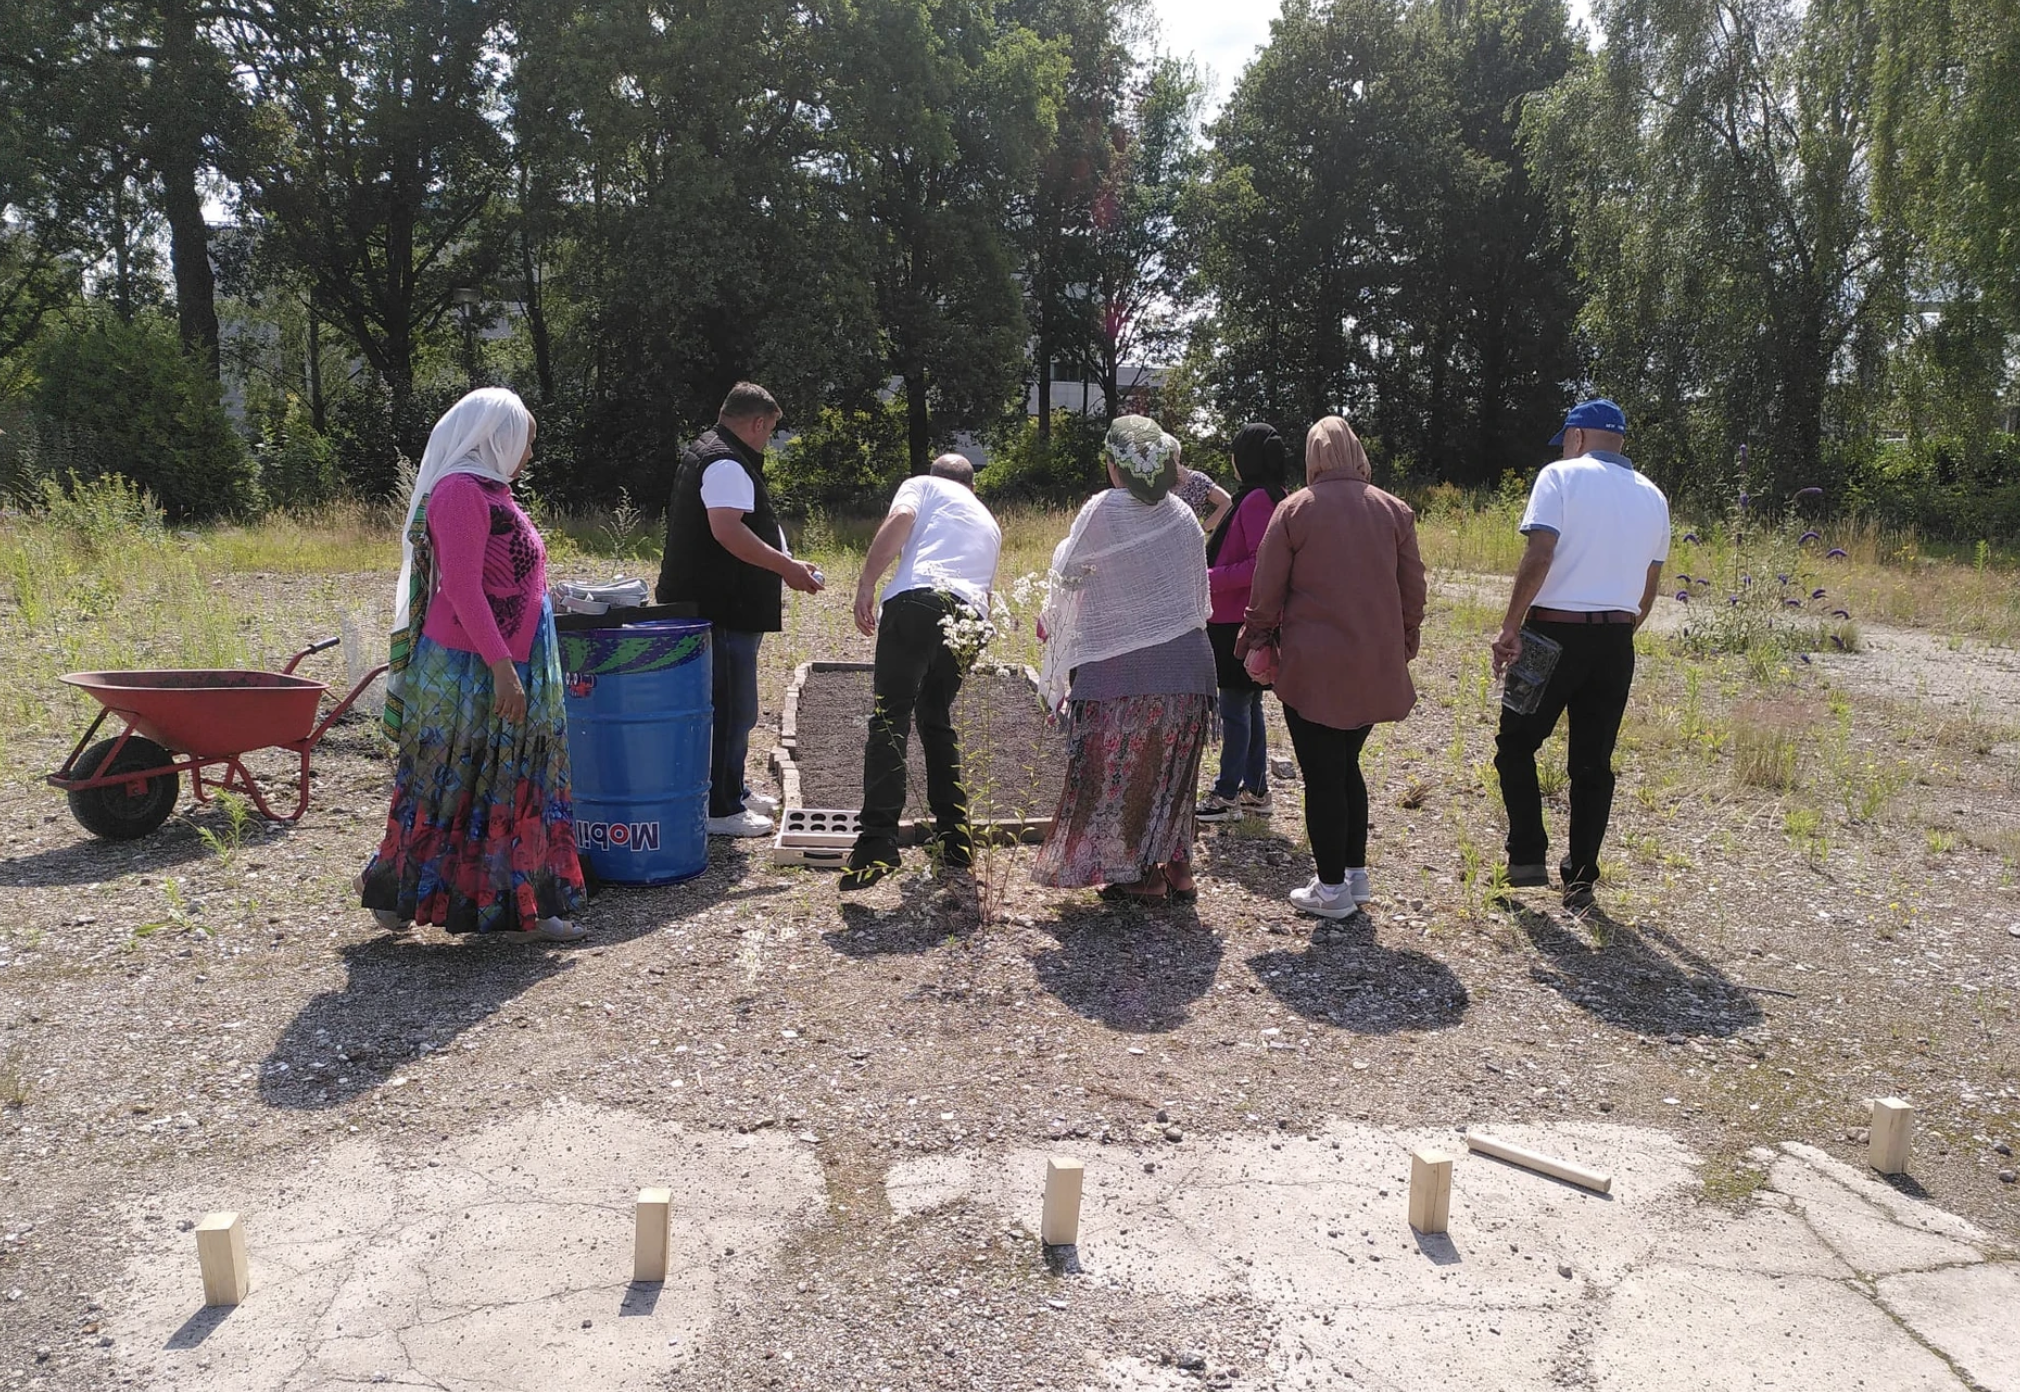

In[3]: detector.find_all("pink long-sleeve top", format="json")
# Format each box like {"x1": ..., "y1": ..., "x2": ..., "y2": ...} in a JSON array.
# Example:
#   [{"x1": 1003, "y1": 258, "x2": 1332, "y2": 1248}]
[
  {"x1": 419, "y1": 473, "x2": 547, "y2": 666},
  {"x1": 1207, "y1": 488, "x2": 1278, "y2": 624}
]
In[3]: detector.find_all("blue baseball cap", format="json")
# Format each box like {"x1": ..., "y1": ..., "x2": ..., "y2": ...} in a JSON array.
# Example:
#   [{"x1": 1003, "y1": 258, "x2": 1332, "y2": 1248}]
[{"x1": 1549, "y1": 398, "x2": 1627, "y2": 447}]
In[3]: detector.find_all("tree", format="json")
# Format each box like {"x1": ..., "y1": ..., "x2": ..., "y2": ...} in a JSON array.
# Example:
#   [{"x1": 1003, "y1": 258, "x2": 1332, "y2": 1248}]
[
  {"x1": 1079, "y1": 54, "x2": 1205, "y2": 425},
  {"x1": 232, "y1": 0, "x2": 509, "y2": 473},
  {"x1": 1191, "y1": 0, "x2": 1448, "y2": 446},
  {"x1": 1524, "y1": 0, "x2": 1910, "y2": 501},
  {"x1": 824, "y1": 0, "x2": 1068, "y2": 473}
]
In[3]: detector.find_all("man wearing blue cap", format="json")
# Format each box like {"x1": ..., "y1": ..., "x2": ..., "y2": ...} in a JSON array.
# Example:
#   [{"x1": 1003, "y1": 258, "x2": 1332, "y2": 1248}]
[{"x1": 1489, "y1": 399, "x2": 1669, "y2": 911}]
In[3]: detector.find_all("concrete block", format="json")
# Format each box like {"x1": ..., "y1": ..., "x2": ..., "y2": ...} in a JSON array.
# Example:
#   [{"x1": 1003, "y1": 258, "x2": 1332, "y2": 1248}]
[
  {"x1": 1408, "y1": 1150, "x2": 1452, "y2": 1234},
  {"x1": 196, "y1": 1212, "x2": 249, "y2": 1307},
  {"x1": 1041, "y1": 1157, "x2": 1083, "y2": 1246},
  {"x1": 1870, "y1": 1098, "x2": 1913, "y2": 1176},
  {"x1": 633, "y1": 1188, "x2": 671, "y2": 1283}
]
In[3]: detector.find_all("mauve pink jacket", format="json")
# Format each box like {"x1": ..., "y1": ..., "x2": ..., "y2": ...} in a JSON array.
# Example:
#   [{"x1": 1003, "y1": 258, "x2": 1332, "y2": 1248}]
[{"x1": 1243, "y1": 476, "x2": 1426, "y2": 730}]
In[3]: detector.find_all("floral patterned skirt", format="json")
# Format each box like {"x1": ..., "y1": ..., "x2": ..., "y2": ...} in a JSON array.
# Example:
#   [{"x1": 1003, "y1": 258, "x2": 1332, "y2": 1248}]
[
  {"x1": 360, "y1": 604, "x2": 585, "y2": 933},
  {"x1": 1032, "y1": 693, "x2": 1212, "y2": 889}
]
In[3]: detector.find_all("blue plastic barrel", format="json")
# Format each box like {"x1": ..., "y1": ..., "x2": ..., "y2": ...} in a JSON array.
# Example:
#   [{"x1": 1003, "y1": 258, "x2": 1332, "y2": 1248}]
[{"x1": 559, "y1": 619, "x2": 712, "y2": 885}]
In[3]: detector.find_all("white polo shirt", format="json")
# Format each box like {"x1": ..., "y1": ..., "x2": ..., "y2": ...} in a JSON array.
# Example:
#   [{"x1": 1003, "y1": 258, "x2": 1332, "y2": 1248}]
[
  {"x1": 881, "y1": 475, "x2": 1001, "y2": 611},
  {"x1": 1520, "y1": 451, "x2": 1670, "y2": 612}
]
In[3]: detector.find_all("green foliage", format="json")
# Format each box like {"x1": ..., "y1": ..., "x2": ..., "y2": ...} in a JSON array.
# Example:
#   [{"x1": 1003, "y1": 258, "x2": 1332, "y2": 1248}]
[
  {"x1": 977, "y1": 411, "x2": 1108, "y2": 503},
  {"x1": 30, "y1": 311, "x2": 259, "y2": 520},
  {"x1": 770, "y1": 401, "x2": 911, "y2": 515},
  {"x1": 256, "y1": 398, "x2": 340, "y2": 512},
  {"x1": 1842, "y1": 434, "x2": 2020, "y2": 543}
]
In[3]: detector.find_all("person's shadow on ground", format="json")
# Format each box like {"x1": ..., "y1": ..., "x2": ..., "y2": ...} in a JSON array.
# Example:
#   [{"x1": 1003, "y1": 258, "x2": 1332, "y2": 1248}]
[
  {"x1": 825, "y1": 873, "x2": 977, "y2": 958},
  {"x1": 259, "y1": 850, "x2": 758, "y2": 1110},
  {"x1": 1248, "y1": 915, "x2": 1471, "y2": 1033},
  {"x1": 1510, "y1": 903, "x2": 1763, "y2": 1037},
  {"x1": 1029, "y1": 900, "x2": 1222, "y2": 1033}
]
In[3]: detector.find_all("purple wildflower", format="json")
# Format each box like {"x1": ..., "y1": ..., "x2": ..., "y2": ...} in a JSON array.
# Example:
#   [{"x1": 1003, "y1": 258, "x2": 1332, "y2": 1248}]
[
  {"x1": 1831, "y1": 608, "x2": 1849, "y2": 619},
  {"x1": 1800, "y1": 531, "x2": 1821, "y2": 544},
  {"x1": 1739, "y1": 493, "x2": 1751, "y2": 510},
  {"x1": 1675, "y1": 590, "x2": 1690, "y2": 602},
  {"x1": 1826, "y1": 548, "x2": 1848, "y2": 559},
  {"x1": 1794, "y1": 487, "x2": 1823, "y2": 501},
  {"x1": 1811, "y1": 588, "x2": 1826, "y2": 600},
  {"x1": 1677, "y1": 573, "x2": 1693, "y2": 583},
  {"x1": 1696, "y1": 577, "x2": 1712, "y2": 588},
  {"x1": 1777, "y1": 573, "x2": 1790, "y2": 584},
  {"x1": 1830, "y1": 634, "x2": 1845, "y2": 650},
  {"x1": 1728, "y1": 595, "x2": 1740, "y2": 606},
  {"x1": 1682, "y1": 532, "x2": 1701, "y2": 543},
  {"x1": 1783, "y1": 598, "x2": 1803, "y2": 608},
  {"x1": 1742, "y1": 574, "x2": 1753, "y2": 586},
  {"x1": 1799, "y1": 652, "x2": 1812, "y2": 664}
]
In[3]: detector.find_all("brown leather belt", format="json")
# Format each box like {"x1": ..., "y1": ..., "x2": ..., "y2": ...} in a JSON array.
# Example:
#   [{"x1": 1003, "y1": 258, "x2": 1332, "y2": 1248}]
[{"x1": 1529, "y1": 607, "x2": 1636, "y2": 625}]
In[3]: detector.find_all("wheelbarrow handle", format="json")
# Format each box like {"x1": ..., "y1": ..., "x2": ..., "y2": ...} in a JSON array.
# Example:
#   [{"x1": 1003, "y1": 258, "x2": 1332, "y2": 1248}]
[{"x1": 282, "y1": 636, "x2": 344, "y2": 675}]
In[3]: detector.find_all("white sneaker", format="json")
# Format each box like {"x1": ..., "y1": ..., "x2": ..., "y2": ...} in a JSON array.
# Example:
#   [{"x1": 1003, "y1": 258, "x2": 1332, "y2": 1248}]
[
  {"x1": 707, "y1": 809, "x2": 775, "y2": 838},
  {"x1": 1289, "y1": 877, "x2": 1357, "y2": 920},
  {"x1": 743, "y1": 790, "x2": 780, "y2": 816},
  {"x1": 1345, "y1": 868, "x2": 1372, "y2": 904}
]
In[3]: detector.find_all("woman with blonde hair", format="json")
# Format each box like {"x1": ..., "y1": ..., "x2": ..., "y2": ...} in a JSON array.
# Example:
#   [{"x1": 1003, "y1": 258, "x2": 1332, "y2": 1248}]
[
  {"x1": 1033, "y1": 417, "x2": 1214, "y2": 902},
  {"x1": 358, "y1": 387, "x2": 587, "y2": 942},
  {"x1": 1238, "y1": 416, "x2": 1425, "y2": 920}
]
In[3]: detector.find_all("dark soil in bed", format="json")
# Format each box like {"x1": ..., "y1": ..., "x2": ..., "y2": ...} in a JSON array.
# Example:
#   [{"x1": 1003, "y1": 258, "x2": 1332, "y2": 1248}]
[{"x1": 793, "y1": 665, "x2": 1066, "y2": 821}]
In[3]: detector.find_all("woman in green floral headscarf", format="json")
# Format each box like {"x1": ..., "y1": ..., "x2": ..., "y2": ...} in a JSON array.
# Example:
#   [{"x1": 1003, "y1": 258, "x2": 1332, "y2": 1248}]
[{"x1": 1033, "y1": 416, "x2": 1215, "y2": 902}]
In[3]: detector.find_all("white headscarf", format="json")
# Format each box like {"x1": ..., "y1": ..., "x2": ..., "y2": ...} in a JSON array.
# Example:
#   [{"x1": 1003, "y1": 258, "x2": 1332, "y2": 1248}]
[
  {"x1": 393, "y1": 387, "x2": 534, "y2": 630},
  {"x1": 1037, "y1": 489, "x2": 1210, "y2": 711}
]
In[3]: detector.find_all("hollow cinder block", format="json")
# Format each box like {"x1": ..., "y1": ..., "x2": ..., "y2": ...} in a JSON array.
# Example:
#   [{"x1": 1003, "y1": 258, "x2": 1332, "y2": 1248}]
[
  {"x1": 195, "y1": 1212, "x2": 249, "y2": 1307},
  {"x1": 1041, "y1": 1157, "x2": 1084, "y2": 1246},
  {"x1": 634, "y1": 1188, "x2": 672, "y2": 1283},
  {"x1": 1869, "y1": 1098, "x2": 1913, "y2": 1176},
  {"x1": 1408, "y1": 1149, "x2": 1453, "y2": 1235}
]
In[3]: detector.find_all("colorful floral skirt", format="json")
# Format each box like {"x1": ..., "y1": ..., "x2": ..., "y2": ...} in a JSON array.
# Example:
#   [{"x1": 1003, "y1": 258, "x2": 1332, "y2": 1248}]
[
  {"x1": 1032, "y1": 693, "x2": 1212, "y2": 889},
  {"x1": 360, "y1": 604, "x2": 585, "y2": 933}
]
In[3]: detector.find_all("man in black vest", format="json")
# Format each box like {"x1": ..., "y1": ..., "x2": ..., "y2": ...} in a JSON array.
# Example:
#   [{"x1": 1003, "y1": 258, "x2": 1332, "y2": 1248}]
[{"x1": 657, "y1": 382, "x2": 823, "y2": 837}]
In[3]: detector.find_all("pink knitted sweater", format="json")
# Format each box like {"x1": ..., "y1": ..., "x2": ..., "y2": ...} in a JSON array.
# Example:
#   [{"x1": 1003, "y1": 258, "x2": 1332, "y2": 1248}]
[{"x1": 420, "y1": 473, "x2": 547, "y2": 665}]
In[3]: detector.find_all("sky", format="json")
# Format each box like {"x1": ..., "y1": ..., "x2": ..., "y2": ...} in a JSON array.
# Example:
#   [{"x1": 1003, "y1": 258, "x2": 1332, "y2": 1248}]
[{"x1": 1150, "y1": 0, "x2": 1598, "y2": 115}]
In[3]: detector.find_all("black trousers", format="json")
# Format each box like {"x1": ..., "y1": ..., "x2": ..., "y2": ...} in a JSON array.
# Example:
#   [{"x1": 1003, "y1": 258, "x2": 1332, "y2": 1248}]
[
  {"x1": 1283, "y1": 706, "x2": 1373, "y2": 885},
  {"x1": 852, "y1": 590, "x2": 969, "y2": 863},
  {"x1": 1494, "y1": 620, "x2": 1636, "y2": 887}
]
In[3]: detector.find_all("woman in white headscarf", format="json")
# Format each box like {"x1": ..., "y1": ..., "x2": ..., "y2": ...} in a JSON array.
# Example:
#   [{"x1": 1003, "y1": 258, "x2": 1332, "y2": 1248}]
[
  {"x1": 1032, "y1": 416, "x2": 1214, "y2": 903},
  {"x1": 358, "y1": 387, "x2": 587, "y2": 942}
]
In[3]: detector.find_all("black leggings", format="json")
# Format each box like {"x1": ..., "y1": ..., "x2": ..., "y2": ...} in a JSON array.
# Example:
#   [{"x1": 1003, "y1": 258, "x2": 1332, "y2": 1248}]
[{"x1": 1283, "y1": 706, "x2": 1372, "y2": 884}]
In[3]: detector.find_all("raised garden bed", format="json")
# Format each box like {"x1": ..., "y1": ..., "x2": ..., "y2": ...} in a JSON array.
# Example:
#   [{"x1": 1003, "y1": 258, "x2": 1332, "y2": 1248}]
[{"x1": 779, "y1": 662, "x2": 1064, "y2": 829}]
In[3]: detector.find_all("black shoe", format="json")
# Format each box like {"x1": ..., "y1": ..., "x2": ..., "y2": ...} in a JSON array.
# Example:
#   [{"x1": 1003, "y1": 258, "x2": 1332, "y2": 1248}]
[
  {"x1": 1562, "y1": 882, "x2": 1597, "y2": 913},
  {"x1": 1503, "y1": 862, "x2": 1550, "y2": 888},
  {"x1": 839, "y1": 858, "x2": 899, "y2": 892}
]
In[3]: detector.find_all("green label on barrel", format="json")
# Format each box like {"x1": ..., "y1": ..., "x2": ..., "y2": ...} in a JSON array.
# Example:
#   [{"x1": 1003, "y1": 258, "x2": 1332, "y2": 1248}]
[{"x1": 560, "y1": 631, "x2": 707, "y2": 680}]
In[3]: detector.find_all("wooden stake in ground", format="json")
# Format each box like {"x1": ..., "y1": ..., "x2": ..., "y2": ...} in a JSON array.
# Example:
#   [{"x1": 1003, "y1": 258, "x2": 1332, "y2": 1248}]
[
  {"x1": 1464, "y1": 1132, "x2": 1613, "y2": 1195},
  {"x1": 1408, "y1": 1149, "x2": 1453, "y2": 1234},
  {"x1": 1869, "y1": 1098, "x2": 1913, "y2": 1176},
  {"x1": 195, "y1": 1212, "x2": 249, "y2": 1307},
  {"x1": 1041, "y1": 1157, "x2": 1084, "y2": 1246},
  {"x1": 634, "y1": 1188, "x2": 672, "y2": 1283}
]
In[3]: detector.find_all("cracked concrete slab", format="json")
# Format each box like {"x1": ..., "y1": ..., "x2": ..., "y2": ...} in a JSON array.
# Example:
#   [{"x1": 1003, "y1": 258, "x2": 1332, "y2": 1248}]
[
  {"x1": 105, "y1": 1100, "x2": 826, "y2": 1391},
  {"x1": 1878, "y1": 1263, "x2": 2020, "y2": 1392},
  {"x1": 887, "y1": 1120, "x2": 2016, "y2": 1391}
]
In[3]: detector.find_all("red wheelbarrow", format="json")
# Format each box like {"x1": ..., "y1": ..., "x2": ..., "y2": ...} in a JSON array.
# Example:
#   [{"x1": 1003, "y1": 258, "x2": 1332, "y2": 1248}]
[{"x1": 49, "y1": 637, "x2": 390, "y2": 840}]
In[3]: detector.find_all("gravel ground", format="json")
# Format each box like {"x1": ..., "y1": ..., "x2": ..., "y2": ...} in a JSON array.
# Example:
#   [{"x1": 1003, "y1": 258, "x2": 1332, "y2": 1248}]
[{"x1": 1, "y1": 572, "x2": 2016, "y2": 1388}]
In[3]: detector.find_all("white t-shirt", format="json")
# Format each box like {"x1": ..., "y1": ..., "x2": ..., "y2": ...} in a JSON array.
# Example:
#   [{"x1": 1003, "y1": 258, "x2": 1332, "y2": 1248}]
[
  {"x1": 700, "y1": 458, "x2": 789, "y2": 558},
  {"x1": 882, "y1": 475, "x2": 1002, "y2": 611},
  {"x1": 1520, "y1": 452, "x2": 1670, "y2": 611}
]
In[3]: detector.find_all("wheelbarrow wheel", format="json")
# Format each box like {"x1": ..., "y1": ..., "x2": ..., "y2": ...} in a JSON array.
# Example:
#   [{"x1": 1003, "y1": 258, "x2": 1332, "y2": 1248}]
[{"x1": 67, "y1": 737, "x2": 180, "y2": 840}]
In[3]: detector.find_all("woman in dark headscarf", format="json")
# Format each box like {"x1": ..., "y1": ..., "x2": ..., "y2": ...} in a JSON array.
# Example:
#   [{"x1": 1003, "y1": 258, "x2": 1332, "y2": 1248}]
[{"x1": 1196, "y1": 423, "x2": 1289, "y2": 824}]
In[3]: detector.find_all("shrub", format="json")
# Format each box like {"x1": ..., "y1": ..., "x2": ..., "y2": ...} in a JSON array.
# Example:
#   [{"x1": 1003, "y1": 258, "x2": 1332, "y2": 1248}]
[
  {"x1": 30, "y1": 311, "x2": 261, "y2": 520},
  {"x1": 769, "y1": 399, "x2": 909, "y2": 515},
  {"x1": 256, "y1": 398, "x2": 341, "y2": 512},
  {"x1": 977, "y1": 412, "x2": 1108, "y2": 504}
]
